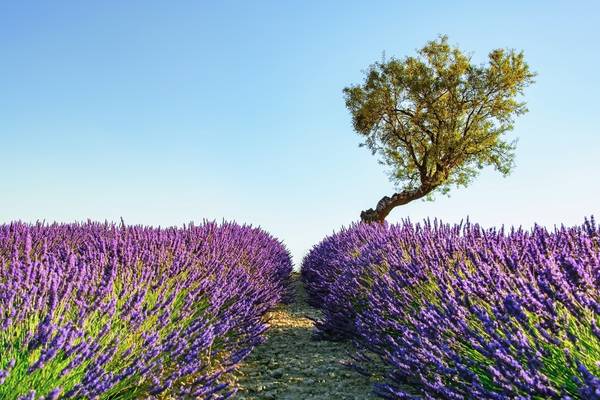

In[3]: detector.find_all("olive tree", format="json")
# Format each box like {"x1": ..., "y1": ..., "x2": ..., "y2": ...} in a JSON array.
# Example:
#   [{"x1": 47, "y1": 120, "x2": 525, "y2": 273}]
[{"x1": 344, "y1": 36, "x2": 535, "y2": 223}]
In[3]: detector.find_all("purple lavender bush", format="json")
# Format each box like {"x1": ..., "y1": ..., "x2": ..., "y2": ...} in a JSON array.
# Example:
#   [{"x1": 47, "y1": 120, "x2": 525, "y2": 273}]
[
  {"x1": 302, "y1": 218, "x2": 600, "y2": 399},
  {"x1": 301, "y1": 222, "x2": 392, "y2": 340},
  {"x1": 0, "y1": 221, "x2": 292, "y2": 399}
]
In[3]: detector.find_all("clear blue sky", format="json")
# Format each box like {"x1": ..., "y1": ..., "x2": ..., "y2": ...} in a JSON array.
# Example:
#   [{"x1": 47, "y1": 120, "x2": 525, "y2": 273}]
[{"x1": 2, "y1": 1, "x2": 599, "y2": 265}]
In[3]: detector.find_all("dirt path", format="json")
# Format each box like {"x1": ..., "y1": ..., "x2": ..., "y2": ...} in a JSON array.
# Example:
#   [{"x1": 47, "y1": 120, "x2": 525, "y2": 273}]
[{"x1": 234, "y1": 275, "x2": 378, "y2": 400}]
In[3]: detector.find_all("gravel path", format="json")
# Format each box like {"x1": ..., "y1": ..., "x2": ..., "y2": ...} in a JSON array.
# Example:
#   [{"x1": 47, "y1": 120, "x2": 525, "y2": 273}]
[{"x1": 233, "y1": 275, "x2": 378, "y2": 399}]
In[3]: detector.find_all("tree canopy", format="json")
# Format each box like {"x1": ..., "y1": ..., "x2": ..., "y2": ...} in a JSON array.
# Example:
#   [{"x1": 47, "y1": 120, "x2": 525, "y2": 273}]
[{"x1": 344, "y1": 36, "x2": 535, "y2": 222}]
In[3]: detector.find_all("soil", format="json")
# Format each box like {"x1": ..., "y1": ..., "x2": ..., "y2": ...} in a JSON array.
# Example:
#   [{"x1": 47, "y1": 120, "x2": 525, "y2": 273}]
[{"x1": 233, "y1": 275, "x2": 379, "y2": 399}]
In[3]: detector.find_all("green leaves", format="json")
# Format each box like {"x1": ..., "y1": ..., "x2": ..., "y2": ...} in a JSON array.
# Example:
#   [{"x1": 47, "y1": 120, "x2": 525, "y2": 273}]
[{"x1": 345, "y1": 35, "x2": 535, "y2": 215}]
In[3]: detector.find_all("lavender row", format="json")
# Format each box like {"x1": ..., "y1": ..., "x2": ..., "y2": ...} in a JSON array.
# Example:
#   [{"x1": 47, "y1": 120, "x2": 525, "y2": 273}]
[
  {"x1": 0, "y1": 221, "x2": 292, "y2": 399},
  {"x1": 301, "y1": 219, "x2": 600, "y2": 399}
]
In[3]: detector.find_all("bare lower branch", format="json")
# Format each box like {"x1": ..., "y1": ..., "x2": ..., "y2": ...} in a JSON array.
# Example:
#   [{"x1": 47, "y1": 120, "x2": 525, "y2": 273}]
[{"x1": 360, "y1": 185, "x2": 434, "y2": 223}]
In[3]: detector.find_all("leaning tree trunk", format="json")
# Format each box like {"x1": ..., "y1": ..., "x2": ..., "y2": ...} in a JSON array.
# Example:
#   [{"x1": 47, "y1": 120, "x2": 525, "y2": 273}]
[{"x1": 360, "y1": 186, "x2": 433, "y2": 223}]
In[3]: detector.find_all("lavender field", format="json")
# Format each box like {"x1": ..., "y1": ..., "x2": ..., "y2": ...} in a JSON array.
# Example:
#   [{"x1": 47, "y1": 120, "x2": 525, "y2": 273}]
[
  {"x1": 2, "y1": 218, "x2": 599, "y2": 399},
  {"x1": 301, "y1": 219, "x2": 600, "y2": 399},
  {"x1": 0, "y1": 221, "x2": 292, "y2": 399}
]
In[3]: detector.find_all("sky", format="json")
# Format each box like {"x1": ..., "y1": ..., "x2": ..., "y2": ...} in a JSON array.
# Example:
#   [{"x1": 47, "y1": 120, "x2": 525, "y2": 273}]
[{"x1": 1, "y1": 1, "x2": 599, "y2": 266}]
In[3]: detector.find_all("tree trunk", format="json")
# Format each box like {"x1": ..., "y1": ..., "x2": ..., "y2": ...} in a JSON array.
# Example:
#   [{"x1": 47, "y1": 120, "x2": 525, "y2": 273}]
[{"x1": 360, "y1": 186, "x2": 432, "y2": 223}]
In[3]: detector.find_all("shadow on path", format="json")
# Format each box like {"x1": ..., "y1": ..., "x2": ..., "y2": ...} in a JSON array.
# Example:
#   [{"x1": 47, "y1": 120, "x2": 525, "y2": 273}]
[{"x1": 234, "y1": 275, "x2": 378, "y2": 399}]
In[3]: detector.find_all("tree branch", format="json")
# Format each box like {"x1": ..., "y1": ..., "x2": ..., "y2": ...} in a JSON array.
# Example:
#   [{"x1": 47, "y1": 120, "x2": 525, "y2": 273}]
[{"x1": 360, "y1": 185, "x2": 434, "y2": 223}]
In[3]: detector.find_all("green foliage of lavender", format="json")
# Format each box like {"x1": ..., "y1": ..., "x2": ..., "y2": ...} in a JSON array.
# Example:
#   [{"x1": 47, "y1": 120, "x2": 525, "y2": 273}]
[
  {"x1": 301, "y1": 218, "x2": 600, "y2": 399},
  {"x1": 0, "y1": 221, "x2": 292, "y2": 399}
]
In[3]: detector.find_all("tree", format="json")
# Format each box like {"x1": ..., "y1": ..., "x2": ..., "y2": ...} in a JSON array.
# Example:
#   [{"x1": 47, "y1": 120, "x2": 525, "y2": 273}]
[{"x1": 344, "y1": 36, "x2": 535, "y2": 223}]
